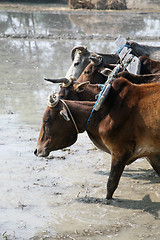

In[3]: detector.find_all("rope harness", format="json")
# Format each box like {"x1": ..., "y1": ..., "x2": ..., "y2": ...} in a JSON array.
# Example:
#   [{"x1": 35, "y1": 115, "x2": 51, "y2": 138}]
[{"x1": 60, "y1": 99, "x2": 79, "y2": 134}]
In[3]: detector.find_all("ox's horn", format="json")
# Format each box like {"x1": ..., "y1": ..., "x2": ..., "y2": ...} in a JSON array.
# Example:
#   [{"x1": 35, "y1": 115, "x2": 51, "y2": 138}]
[
  {"x1": 44, "y1": 77, "x2": 72, "y2": 88},
  {"x1": 100, "y1": 68, "x2": 112, "y2": 76},
  {"x1": 44, "y1": 77, "x2": 69, "y2": 84},
  {"x1": 90, "y1": 54, "x2": 103, "y2": 66},
  {"x1": 74, "y1": 81, "x2": 90, "y2": 92},
  {"x1": 71, "y1": 45, "x2": 88, "y2": 61},
  {"x1": 47, "y1": 91, "x2": 59, "y2": 108}
]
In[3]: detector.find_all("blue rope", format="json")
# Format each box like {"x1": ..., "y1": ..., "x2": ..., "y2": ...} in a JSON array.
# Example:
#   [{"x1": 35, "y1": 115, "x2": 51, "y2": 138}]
[
  {"x1": 95, "y1": 84, "x2": 105, "y2": 99},
  {"x1": 85, "y1": 104, "x2": 96, "y2": 129},
  {"x1": 97, "y1": 84, "x2": 105, "y2": 90},
  {"x1": 86, "y1": 84, "x2": 106, "y2": 129},
  {"x1": 116, "y1": 44, "x2": 130, "y2": 55}
]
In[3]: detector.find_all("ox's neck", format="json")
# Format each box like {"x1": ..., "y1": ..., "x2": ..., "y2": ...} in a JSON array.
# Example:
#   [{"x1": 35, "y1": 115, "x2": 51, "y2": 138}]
[
  {"x1": 65, "y1": 99, "x2": 108, "y2": 135},
  {"x1": 63, "y1": 99, "x2": 110, "y2": 153},
  {"x1": 64, "y1": 100, "x2": 95, "y2": 133},
  {"x1": 98, "y1": 53, "x2": 119, "y2": 65}
]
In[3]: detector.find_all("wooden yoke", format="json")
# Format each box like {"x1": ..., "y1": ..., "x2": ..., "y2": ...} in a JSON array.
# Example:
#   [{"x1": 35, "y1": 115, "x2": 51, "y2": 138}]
[
  {"x1": 93, "y1": 36, "x2": 141, "y2": 112},
  {"x1": 94, "y1": 64, "x2": 121, "y2": 111},
  {"x1": 115, "y1": 36, "x2": 141, "y2": 74}
]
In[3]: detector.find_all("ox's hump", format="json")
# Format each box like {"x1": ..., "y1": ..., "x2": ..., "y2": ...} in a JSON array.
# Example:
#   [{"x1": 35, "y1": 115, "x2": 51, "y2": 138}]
[{"x1": 112, "y1": 77, "x2": 132, "y2": 92}]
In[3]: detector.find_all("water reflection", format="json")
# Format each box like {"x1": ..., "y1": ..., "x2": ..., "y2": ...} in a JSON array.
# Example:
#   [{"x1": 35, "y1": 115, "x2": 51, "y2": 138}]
[
  {"x1": 136, "y1": 16, "x2": 160, "y2": 37},
  {"x1": 0, "y1": 11, "x2": 160, "y2": 38},
  {"x1": 0, "y1": 12, "x2": 74, "y2": 37}
]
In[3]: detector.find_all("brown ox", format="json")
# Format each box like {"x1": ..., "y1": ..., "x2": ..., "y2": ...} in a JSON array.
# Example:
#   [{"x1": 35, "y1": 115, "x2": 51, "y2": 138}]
[
  {"x1": 48, "y1": 42, "x2": 160, "y2": 86},
  {"x1": 45, "y1": 57, "x2": 160, "y2": 88},
  {"x1": 45, "y1": 67, "x2": 160, "y2": 158},
  {"x1": 76, "y1": 60, "x2": 160, "y2": 84},
  {"x1": 117, "y1": 71, "x2": 160, "y2": 84},
  {"x1": 140, "y1": 56, "x2": 160, "y2": 74},
  {"x1": 45, "y1": 53, "x2": 160, "y2": 89},
  {"x1": 35, "y1": 78, "x2": 160, "y2": 199},
  {"x1": 58, "y1": 81, "x2": 101, "y2": 101},
  {"x1": 101, "y1": 55, "x2": 160, "y2": 76}
]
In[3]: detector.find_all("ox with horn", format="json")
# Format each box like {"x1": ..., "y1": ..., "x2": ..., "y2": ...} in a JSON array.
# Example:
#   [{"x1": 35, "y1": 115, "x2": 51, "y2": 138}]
[
  {"x1": 44, "y1": 45, "x2": 92, "y2": 87},
  {"x1": 44, "y1": 51, "x2": 103, "y2": 87}
]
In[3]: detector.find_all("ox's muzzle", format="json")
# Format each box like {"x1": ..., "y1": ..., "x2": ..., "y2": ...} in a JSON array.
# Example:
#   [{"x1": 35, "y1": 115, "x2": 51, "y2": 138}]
[
  {"x1": 34, "y1": 146, "x2": 50, "y2": 157},
  {"x1": 34, "y1": 148, "x2": 38, "y2": 156}
]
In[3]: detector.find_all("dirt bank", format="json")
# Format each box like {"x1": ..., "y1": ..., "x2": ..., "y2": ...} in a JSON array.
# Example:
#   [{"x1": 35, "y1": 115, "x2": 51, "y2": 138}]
[{"x1": 0, "y1": 0, "x2": 160, "y2": 12}]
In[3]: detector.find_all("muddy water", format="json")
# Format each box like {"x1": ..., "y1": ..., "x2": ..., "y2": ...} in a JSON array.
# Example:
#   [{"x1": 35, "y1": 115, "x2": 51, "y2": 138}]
[{"x1": 0, "y1": 9, "x2": 160, "y2": 240}]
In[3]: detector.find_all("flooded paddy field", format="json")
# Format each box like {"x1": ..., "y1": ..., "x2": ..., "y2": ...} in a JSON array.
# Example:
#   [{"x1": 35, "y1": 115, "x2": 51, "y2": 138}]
[{"x1": 0, "y1": 5, "x2": 160, "y2": 240}]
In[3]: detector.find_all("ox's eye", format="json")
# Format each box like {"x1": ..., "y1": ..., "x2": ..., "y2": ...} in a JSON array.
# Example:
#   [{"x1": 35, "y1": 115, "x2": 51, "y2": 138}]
[
  {"x1": 44, "y1": 118, "x2": 50, "y2": 125},
  {"x1": 74, "y1": 62, "x2": 79, "y2": 67},
  {"x1": 84, "y1": 70, "x2": 90, "y2": 75}
]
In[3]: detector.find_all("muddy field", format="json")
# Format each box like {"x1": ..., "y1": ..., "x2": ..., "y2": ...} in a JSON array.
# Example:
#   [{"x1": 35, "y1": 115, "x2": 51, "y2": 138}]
[{"x1": 0, "y1": 3, "x2": 160, "y2": 240}]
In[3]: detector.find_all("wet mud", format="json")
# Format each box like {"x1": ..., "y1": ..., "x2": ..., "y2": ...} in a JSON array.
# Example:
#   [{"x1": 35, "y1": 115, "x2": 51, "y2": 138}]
[{"x1": 0, "y1": 4, "x2": 160, "y2": 240}]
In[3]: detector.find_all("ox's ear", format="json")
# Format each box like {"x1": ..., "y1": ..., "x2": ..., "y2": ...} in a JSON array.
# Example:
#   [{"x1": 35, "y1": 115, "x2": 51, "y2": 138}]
[
  {"x1": 74, "y1": 81, "x2": 90, "y2": 92},
  {"x1": 100, "y1": 68, "x2": 112, "y2": 76},
  {"x1": 60, "y1": 106, "x2": 70, "y2": 121}
]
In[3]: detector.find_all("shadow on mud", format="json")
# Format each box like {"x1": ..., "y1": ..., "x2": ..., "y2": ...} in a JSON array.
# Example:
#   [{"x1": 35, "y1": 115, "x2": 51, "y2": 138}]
[
  {"x1": 95, "y1": 168, "x2": 160, "y2": 184},
  {"x1": 76, "y1": 194, "x2": 160, "y2": 218}
]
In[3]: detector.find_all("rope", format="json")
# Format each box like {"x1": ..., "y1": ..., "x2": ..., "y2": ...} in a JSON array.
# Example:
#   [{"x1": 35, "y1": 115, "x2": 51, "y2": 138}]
[
  {"x1": 85, "y1": 82, "x2": 112, "y2": 130},
  {"x1": 116, "y1": 44, "x2": 130, "y2": 55},
  {"x1": 85, "y1": 82, "x2": 109, "y2": 129},
  {"x1": 60, "y1": 99, "x2": 79, "y2": 134}
]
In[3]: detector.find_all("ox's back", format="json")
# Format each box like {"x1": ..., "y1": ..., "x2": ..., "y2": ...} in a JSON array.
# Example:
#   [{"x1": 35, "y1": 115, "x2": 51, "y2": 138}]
[
  {"x1": 99, "y1": 79, "x2": 160, "y2": 161},
  {"x1": 129, "y1": 41, "x2": 160, "y2": 60}
]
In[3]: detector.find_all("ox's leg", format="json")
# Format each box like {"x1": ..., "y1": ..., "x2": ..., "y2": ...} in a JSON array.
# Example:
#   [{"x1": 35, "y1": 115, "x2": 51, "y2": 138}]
[
  {"x1": 106, "y1": 154, "x2": 128, "y2": 199},
  {"x1": 147, "y1": 155, "x2": 160, "y2": 177}
]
